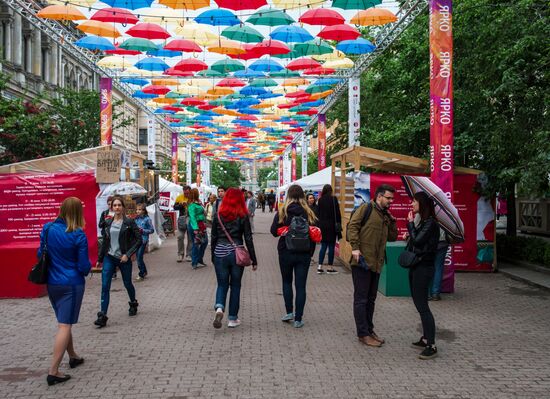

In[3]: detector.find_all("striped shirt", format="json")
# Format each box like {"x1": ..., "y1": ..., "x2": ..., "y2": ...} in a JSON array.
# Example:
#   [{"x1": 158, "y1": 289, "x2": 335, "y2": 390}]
[{"x1": 214, "y1": 242, "x2": 235, "y2": 258}]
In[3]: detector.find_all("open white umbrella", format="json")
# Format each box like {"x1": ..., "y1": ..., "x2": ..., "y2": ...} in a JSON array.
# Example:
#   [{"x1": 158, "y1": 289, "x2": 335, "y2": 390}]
[{"x1": 101, "y1": 182, "x2": 147, "y2": 197}]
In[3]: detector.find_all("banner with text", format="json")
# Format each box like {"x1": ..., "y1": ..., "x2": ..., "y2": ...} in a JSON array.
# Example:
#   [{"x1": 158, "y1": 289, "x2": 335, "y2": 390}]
[
  {"x1": 171, "y1": 133, "x2": 178, "y2": 183},
  {"x1": 147, "y1": 118, "x2": 156, "y2": 164},
  {"x1": 99, "y1": 78, "x2": 113, "y2": 146},
  {"x1": 291, "y1": 143, "x2": 297, "y2": 182},
  {"x1": 318, "y1": 114, "x2": 327, "y2": 171}
]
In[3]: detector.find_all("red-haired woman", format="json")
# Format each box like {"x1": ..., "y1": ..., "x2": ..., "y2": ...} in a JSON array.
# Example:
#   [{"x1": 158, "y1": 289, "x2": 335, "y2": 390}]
[{"x1": 210, "y1": 188, "x2": 258, "y2": 329}]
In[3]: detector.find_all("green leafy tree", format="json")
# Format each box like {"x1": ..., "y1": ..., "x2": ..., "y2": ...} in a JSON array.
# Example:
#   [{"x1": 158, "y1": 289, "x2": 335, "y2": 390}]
[
  {"x1": 257, "y1": 166, "x2": 277, "y2": 189},
  {"x1": 158, "y1": 158, "x2": 196, "y2": 184},
  {"x1": 211, "y1": 160, "x2": 243, "y2": 188}
]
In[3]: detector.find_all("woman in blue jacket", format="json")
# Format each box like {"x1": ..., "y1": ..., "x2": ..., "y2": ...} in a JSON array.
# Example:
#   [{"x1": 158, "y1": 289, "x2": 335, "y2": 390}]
[
  {"x1": 134, "y1": 203, "x2": 154, "y2": 281},
  {"x1": 39, "y1": 197, "x2": 91, "y2": 386}
]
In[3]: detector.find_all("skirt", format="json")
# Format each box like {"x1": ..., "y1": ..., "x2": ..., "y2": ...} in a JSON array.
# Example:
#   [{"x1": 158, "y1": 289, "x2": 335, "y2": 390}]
[{"x1": 47, "y1": 284, "x2": 85, "y2": 325}]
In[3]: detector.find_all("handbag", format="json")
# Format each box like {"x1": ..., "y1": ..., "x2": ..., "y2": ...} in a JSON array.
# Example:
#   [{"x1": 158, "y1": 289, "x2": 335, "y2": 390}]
[
  {"x1": 217, "y1": 213, "x2": 252, "y2": 267},
  {"x1": 332, "y1": 197, "x2": 342, "y2": 235},
  {"x1": 28, "y1": 225, "x2": 52, "y2": 285},
  {"x1": 398, "y1": 242, "x2": 422, "y2": 269}
]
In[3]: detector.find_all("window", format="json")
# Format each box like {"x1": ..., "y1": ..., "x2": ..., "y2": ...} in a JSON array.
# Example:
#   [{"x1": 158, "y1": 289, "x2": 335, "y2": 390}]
[{"x1": 138, "y1": 128, "x2": 147, "y2": 145}]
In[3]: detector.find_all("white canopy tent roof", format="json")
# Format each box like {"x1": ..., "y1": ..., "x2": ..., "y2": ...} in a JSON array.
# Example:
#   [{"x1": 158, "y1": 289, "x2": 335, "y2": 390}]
[
  {"x1": 278, "y1": 167, "x2": 344, "y2": 196},
  {"x1": 159, "y1": 177, "x2": 183, "y2": 196}
]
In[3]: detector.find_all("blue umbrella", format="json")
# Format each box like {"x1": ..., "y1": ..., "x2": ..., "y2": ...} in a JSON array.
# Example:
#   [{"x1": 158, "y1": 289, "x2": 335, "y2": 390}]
[
  {"x1": 314, "y1": 78, "x2": 342, "y2": 85},
  {"x1": 238, "y1": 108, "x2": 261, "y2": 114},
  {"x1": 121, "y1": 77, "x2": 149, "y2": 86},
  {"x1": 154, "y1": 109, "x2": 175, "y2": 114},
  {"x1": 240, "y1": 86, "x2": 268, "y2": 96},
  {"x1": 194, "y1": 115, "x2": 214, "y2": 121},
  {"x1": 132, "y1": 90, "x2": 157, "y2": 99},
  {"x1": 336, "y1": 38, "x2": 376, "y2": 55},
  {"x1": 75, "y1": 35, "x2": 115, "y2": 51},
  {"x1": 146, "y1": 45, "x2": 181, "y2": 58},
  {"x1": 195, "y1": 9, "x2": 240, "y2": 26},
  {"x1": 135, "y1": 57, "x2": 169, "y2": 72},
  {"x1": 233, "y1": 69, "x2": 266, "y2": 78},
  {"x1": 303, "y1": 100, "x2": 324, "y2": 107},
  {"x1": 257, "y1": 91, "x2": 282, "y2": 99},
  {"x1": 249, "y1": 58, "x2": 284, "y2": 72},
  {"x1": 101, "y1": 0, "x2": 153, "y2": 10},
  {"x1": 270, "y1": 26, "x2": 313, "y2": 43}
]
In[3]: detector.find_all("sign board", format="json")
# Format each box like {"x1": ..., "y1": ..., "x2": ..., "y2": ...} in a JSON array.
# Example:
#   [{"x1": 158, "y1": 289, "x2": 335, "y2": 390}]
[{"x1": 96, "y1": 149, "x2": 121, "y2": 183}]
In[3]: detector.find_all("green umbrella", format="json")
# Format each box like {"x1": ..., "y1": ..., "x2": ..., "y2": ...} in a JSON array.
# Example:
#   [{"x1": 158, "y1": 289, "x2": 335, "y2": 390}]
[
  {"x1": 292, "y1": 115, "x2": 311, "y2": 121},
  {"x1": 221, "y1": 25, "x2": 264, "y2": 43},
  {"x1": 290, "y1": 105, "x2": 309, "y2": 112},
  {"x1": 119, "y1": 38, "x2": 158, "y2": 52},
  {"x1": 250, "y1": 78, "x2": 278, "y2": 87},
  {"x1": 196, "y1": 69, "x2": 223, "y2": 77},
  {"x1": 209, "y1": 99, "x2": 232, "y2": 106},
  {"x1": 332, "y1": 0, "x2": 382, "y2": 10},
  {"x1": 211, "y1": 59, "x2": 245, "y2": 73},
  {"x1": 247, "y1": 8, "x2": 295, "y2": 26},
  {"x1": 224, "y1": 93, "x2": 245, "y2": 100},
  {"x1": 305, "y1": 84, "x2": 333, "y2": 94},
  {"x1": 294, "y1": 39, "x2": 334, "y2": 57},
  {"x1": 269, "y1": 70, "x2": 300, "y2": 78}
]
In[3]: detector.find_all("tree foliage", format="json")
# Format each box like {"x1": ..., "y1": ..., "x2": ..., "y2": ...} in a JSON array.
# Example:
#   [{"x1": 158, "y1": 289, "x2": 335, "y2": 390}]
[
  {"x1": 211, "y1": 160, "x2": 243, "y2": 188},
  {"x1": 257, "y1": 166, "x2": 277, "y2": 189}
]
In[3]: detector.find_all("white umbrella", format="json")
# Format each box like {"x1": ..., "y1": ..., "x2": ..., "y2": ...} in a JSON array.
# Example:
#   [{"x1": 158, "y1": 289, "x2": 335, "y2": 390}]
[{"x1": 100, "y1": 182, "x2": 147, "y2": 197}]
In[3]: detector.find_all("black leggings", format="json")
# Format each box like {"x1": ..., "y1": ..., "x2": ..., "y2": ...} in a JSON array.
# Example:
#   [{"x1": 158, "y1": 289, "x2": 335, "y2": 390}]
[{"x1": 409, "y1": 263, "x2": 436, "y2": 345}]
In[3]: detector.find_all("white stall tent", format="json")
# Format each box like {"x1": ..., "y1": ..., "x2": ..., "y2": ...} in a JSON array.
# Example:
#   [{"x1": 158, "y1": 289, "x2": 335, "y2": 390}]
[
  {"x1": 159, "y1": 177, "x2": 183, "y2": 210},
  {"x1": 277, "y1": 167, "x2": 348, "y2": 198}
]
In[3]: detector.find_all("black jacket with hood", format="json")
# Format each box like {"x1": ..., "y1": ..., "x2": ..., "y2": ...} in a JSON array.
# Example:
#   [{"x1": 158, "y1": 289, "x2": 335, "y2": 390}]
[{"x1": 270, "y1": 202, "x2": 316, "y2": 256}]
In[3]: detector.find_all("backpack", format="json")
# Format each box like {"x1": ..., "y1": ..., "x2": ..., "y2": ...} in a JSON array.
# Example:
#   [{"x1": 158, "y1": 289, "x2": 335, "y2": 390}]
[
  {"x1": 345, "y1": 202, "x2": 373, "y2": 242},
  {"x1": 285, "y1": 216, "x2": 311, "y2": 253}
]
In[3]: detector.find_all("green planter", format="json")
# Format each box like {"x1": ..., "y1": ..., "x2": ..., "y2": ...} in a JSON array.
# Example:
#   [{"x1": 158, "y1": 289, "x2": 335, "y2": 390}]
[{"x1": 379, "y1": 242, "x2": 411, "y2": 297}]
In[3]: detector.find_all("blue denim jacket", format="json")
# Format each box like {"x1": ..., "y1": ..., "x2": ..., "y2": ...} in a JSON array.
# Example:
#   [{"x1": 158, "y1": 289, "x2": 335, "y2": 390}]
[
  {"x1": 135, "y1": 215, "x2": 154, "y2": 243},
  {"x1": 38, "y1": 218, "x2": 91, "y2": 285}
]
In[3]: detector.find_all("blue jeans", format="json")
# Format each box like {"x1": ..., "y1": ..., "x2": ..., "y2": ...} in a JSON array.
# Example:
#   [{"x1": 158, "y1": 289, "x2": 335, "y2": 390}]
[
  {"x1": 189, "y1": 225, "x2": 208, "y2": 267},
  {"x1": 214, "y1": 252, "x2": 244, "y2": 320},
  {"x1": 136, "y1": 241, "x2": 148, "y2": 277},
  {"x1": 318, "y1": 241, "x2": 335, "y2": 265},
  {"x1": 101, "y1": 255, "x2": 136, "y2": 314},
  {"x1": 431, "y1": 245, "x2": 449, "y2": 295},
  {"x1": 278, "y1": 250, "x2": 310, "y2": 322}
]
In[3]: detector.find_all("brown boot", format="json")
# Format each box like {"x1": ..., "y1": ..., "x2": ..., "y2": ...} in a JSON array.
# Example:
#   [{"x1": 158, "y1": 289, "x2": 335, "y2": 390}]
[
  {"x1": 358, "y1": 336, "x2": 382, "y2": 347},
  {"x1": 370, "y1": 332, "x2": 385, "y2": 344}
]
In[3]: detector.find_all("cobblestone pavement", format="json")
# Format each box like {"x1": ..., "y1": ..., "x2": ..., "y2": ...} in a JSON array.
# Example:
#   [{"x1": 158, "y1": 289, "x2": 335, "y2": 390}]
[{"x1": 1, "y1": 212, "x2": 550, "y2": 399}]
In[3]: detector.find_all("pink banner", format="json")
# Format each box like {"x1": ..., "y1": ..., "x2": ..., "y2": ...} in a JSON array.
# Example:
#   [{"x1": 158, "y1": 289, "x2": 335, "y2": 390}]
[
  {"x1": 278, "y1": 156, "x2": 283, "y2": 186},
  {"x1": 291, "y1": 143, "x2": 297, "y2": 182},
  {"x1": 99, "y1": 78, "x2": 113, "y2": 146},
  {"x1": 195, "y1": 151, "x2": 201, "y2": 187},
  {"x1": 171, "y1": 133, "x2": 178, "y2": 183},
  {"x1": 318, "y1": 114, "x2": 326, "y2": 170}
]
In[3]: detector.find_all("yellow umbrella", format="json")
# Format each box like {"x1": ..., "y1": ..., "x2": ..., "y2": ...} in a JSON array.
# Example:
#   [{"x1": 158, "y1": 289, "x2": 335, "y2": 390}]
[
  {"x1": 37, "y1": 5, "x2": 86, "y2": 21},
  {"x1": 77, "y1": 20, "x2": 121, "y2": 38},
  {"x1": 312, "y1": 50, "x2": 346, "y2": 62},
  {"x1": 351, "y1": 8, "x2": 397, "y2": 26},
  {"x1": 324, "y1": 58, "x2": 354, "y2": 69},
  {"x1": 282, "y1": 78, "x2": 310, "y2": 86},
  {"x1": 159, "y1": 0, "x2": 211, "y2": 10},
  {"x1": 152, "y1": 78, "x2": 180, "y2": 86},
  {"x1": 47, "y1": 0, "x2": 96, "y2": 5},
  {"x1": 181, "y1": 78, "x2": 212, "y2": 87},
  {"x1": 97, "y1": 56, "x2": 128, "y2": 69},
  {"x1": 272, "y1": 0, "x2": 326, "y2": 10},
  {"x1": 141, "y1": 8, "x2": 184, "y2": 25},
  {"x1": 206, "y1": 38, "x2": 245, "y2": 55},
  {"x1": 125, "y1": 66, "x2": 162, "y2": 76},
  {"x1": 175, "y1": 23, "x2": 218, "y2": 46},
  {"x1": 273, "y1": 86, "x2": 300, "y2": 95}
]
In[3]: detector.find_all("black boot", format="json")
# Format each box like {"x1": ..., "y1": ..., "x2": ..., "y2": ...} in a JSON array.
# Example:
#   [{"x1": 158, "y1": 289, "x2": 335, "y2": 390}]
[
  {"x1": 128, "y1": 300, "x2": 139, "y2": 316},
  {"x1": 94, "y1": 312, "x2": 108, "y2": 328}
]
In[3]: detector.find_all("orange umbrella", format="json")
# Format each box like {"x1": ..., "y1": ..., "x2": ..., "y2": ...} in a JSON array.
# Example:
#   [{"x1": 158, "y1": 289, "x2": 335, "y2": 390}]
[
  {"x1": 351, "y1": 8, "x2": 397, "y2": 26},
  {"x1": 207, "y1": 39, "x2": 245, "y2": 55},
  {"x1": 159, "y1": 0, "x2": 211, "y2": 10},
  {"x1": 212, "y1": 107, "x2": 240, "y2": 116},
  {"x1": 207, "y1": 87, "x2": 234, "y2": 96},
  {"x1": 37, "y1": 5, "x2": 86, "y2": 21},
  {"x1": 152, "y1": 79, "x2": 180, "y2": 86},
  {"x1": 310, "y1": 89, "x2": 333, "y2": 100},
  {"x1": 77, "y1": 20, "x2": 121, "y2": 38},
  {"x1": 153, "y1": 97, "x2": 177, "y2": 104}
]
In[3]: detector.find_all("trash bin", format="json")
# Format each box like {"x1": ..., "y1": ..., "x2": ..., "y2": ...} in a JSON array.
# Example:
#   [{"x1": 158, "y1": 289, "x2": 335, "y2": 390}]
[{"x1": 379, "y1": 242, "x2": 411, "y2": 297}]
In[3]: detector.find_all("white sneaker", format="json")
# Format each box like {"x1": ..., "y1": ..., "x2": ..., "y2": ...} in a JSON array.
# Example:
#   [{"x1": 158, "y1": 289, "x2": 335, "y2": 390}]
[
  {"x1": 185, "y1": 256, "x2": 192, "y2": 262},
  {"x1": 227, "y1": 319, "x2": 241, "y2": 328},
  {"x1": 135, "y1": 276, "x2": 144, "y2": 282}
]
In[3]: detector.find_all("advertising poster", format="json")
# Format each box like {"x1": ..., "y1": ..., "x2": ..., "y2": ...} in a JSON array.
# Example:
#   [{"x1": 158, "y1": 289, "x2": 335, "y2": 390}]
[
  {"x1": 99, "y1": 77, "x2": 113, "y2": 146},
  {"x1": 318, "y1": 114, "x2": 327, "y2": 170},
  {"x1": 0, "y1": 172, "x2": 99, "y2": 298}
]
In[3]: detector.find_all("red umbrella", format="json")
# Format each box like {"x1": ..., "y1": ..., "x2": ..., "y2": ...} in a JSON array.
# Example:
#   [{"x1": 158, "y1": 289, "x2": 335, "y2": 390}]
[
  {"x1": 237, "y1": 115, "x2": 258, "y2": 120},
  {"x1": 298, "y1": 109, "x2": 318, "y2": 115},
  {"x1": 318, "y1": 24, "x2": 360, "y2": 41},
  {"x1": 188, "y1": 123, "x2": 206, "y2": 129},
  {"x1": 228, "y1": 43, "x2": 256, "y2": 60},
  {"x1": 163, "y1": 106, "x2": 182, "y2": 112},
  {"x1": 285, "y1": 90, "x2": 308, "y2": 98},
  {"x1": 286, "y1": 57, "x2": 321, "y2": 71},
  {"x1": 303, "y1": 67, "x2": 336, "y2": 75},
  {"x1": 105, "y1": 45, "x2": 141, "y2": 55},
  {"x1": 249, "y1": 40, "x2": 290, "y2": 57},
  {"x1": 213, "y1": 0, "x2": 267, "y2": 11},
  {"x1": 299, "y1": 9, "x2": 345, "y2": 26},
  {"x1": 90, "y1": 8, "x2": 139, "y2": 25},
  {"x1": 181, "y1": 98, "x2": 206, "y2": 106},
  {"x1": 198, "y1": 104, "x2": 217, "y2": 110},
  {"x1": 126, "y1": 23, "x2": 171, "y2": 40},
  {"x1": 164, "y1": 67, "x2": 194, "y2": 76},
  {"x1": 142, "y1": 85, "x2": 171, "y2": 95},
  {"x1": 278, "y1": 103, "x2": 294, "y2": 109},
  {"x1": 173, "y1": 59, "x2": 208, "y2": 72},
  {"x1": 164, "y1": 39, "x2": 202, "y2": 53},
  {"x1": 217, "y1": 78, "x2": 246, "y2": 87}
]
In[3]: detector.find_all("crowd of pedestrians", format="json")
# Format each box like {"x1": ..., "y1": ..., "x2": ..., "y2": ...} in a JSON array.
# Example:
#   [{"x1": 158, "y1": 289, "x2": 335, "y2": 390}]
[{"x1": 39, "y1": 181, "x2": 449, "y2": 385}]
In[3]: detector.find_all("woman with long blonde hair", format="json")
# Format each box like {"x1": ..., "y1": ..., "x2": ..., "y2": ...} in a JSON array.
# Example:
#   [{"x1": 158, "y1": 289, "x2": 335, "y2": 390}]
[
  {"x1": 270, "y1": 185, "x2": 317, "y2": 328},
  {"x1": 39, "y1": 197, "x2": 91, "y2": 385}
]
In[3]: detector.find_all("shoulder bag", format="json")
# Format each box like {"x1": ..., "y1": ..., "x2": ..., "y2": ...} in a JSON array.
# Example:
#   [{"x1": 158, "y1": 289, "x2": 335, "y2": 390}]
[
  {"x1": 217, "y1": 213, "x2": 252, "y2": 267},
  {"x1": 332, "y1": 197, "x2": 342, "y2": 235},
  {"x1": 28, "y1": 225, "x2": 52, "y2": 285},
  {"x1": 398, "y1": 241, "x2": 422, "y2": 269}
]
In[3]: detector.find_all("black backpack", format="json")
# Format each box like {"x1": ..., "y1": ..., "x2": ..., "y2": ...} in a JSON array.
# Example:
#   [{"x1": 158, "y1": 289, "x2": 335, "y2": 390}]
[
  {"x1": 285, "y1": 216, "x2": 311, "y2": 253},
  {"x1": 345, "y1": 202, "x2": 373, "y2": 242}
]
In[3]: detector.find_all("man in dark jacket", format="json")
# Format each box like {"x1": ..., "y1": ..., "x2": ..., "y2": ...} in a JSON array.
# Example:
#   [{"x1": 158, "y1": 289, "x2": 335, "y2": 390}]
[
  {"x1": 347, "y1": 184, "x2": 398, "y2": 348},
  {"x1": 267, "y1": 190, "x2": 276, "y2": 213}
]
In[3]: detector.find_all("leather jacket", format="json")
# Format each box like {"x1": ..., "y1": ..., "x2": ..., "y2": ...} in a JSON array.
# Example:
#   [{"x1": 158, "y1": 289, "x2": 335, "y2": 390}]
[
  {"x1": 211, "y1": 214, "x2": 257, "y2": 265},
  {"x1": 98, "y1": 216, "x2": 142, "y2": 262},
  {"x1": 406, "y1": 216, "x2": 440, "y2": 263}
]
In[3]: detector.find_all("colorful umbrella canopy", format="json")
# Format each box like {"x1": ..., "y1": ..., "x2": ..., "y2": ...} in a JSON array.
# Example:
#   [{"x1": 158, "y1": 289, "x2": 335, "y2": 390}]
[
  {"x1": 351, "y1": 8, "x2": 398, "y2": 26},
  {"x1": 336, "y1": 38, "x2": 376, "y2": 54},
  {"x1": 75, "y1": 35, "x2": 116, "y2": 51},
  {"x1": 247, "y1": 8, "x2": 295, "y2": 26},
  {"x1": 299, "y1": 9, "x2": 345, "y2": 26},
  {"x1": 37, "y1": 5, "x2": 86, "y2": 21},
  {"x1": 287, "y1": 57, "x2": 321, "y2": 70},
  {"x1": 331, "y1": 0, "x2": 382, "y2": 10},
  {"x1": 164, "y1": 39, "x2": 202, "y2": 53},
  {"x1": 269, "y1": 25, "x2": 314, "y2": 43},
  {"x1": 77, "y1": 20, "x2": 121, "y2": 38},
  {"x1": 249, "y1": 58, "x2": 284, "y2": 72},
  {"x1": 318, "y1": 24, "x2": 360, "y2": 41},
  {"x1": 90, "y1": 7, "x2": 139, "y2": 24},
  {"x1": 195, "y1": 9, "x2": 241, "y2": 26},
  {"x1": 101, "y1": 0, "x2": 154, "y2": 10},
  {"x1": 221, "y1": 25, "x2": 264, "y2": 43},
  {"x1": 126, "y1": 23, "x2": 171, "y2": 40},
  {"x1": 213, "y1": 0, "x2": 267, "y2": 10},
  {"x1": 119, "y1": 37, "x2": 158, "y2": 51}
]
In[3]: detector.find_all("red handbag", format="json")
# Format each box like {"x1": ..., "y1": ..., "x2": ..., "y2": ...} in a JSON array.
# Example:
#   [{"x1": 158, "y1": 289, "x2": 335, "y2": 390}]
[{"x1": 217, "y1": 213, "x2": 252, "y2": 267}]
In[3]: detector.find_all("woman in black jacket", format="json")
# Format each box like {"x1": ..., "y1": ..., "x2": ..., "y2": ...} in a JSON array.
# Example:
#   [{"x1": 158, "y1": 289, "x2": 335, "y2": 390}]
[
  {"x1": 270, "y1": 184, "x2": 317, "y2": 328},
  {"x1": 94, "y1": 196, "x2": 142, "y2": 328},
  {"x1": 210, "y1": 188, "x2": 257, "y2": 329},
  {"x1": 315, "y1": 184, "x2": 341, "y2": 275},
  {"x1": 405, "y1": 191, "x2": 440, "y2": 360}
]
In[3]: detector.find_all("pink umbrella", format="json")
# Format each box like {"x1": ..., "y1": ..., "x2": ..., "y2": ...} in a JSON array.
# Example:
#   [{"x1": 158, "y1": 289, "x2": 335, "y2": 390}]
[
  {"x1": 249, "y1": 40, "x2": 290, "y2": 57},
  {"x1": 299, "y1": 9, "x2": 345, "y2": 26},
  {"x1": 126, "y1": 23, "x2": 171, "y2": 40},
  {"x1": 173, "y1": 59, "x2": 208, "y2": 72},
  {"x1": 90, "y1": 7, "x2": 139, "y2": 25},
  {"x1": 164, "y1": 39, "x2": 202, "y2": 53},
  {"x1": 318, "y1": 24, "x2": 360, "y2": 41},
  {"x1": 286, "y1": 58, "x2": 321, "y2": 71}
]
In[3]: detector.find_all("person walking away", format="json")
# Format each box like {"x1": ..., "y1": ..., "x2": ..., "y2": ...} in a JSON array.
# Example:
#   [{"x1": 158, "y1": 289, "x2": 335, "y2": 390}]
[
  {"x1": 404, "y1": 192, "x2": 440, "y2": 360},
  {"x1": 174, "y1": 185, "x2": 192, "y2": 263},
  {"x1": 316, "y1": 185, "x2": 342, "y2": 275},
  {"x1": 40, "y1": 197, "x2": 91, "y2": 386},
  {"x1": 94, "y1": 196, "x2": 141, "y2": 328},
  {"x1": 211, "y1": 188, "x2": 258, "y2": 329},
  {"x1": 267, "y1": 190, "x2": 276, "y2": 213},
  {"x1": 134, "y1": 203, "x2": 154, "y2": 282},
  {"x1": 187, "y1": 188, "x2": 208, "y2": 269},
  {"x1": 246, "y1": 191, "x2": 257, "y2": 233},
  {"x1": 429, "y1": 229, "x2": 449, "y2": 301},
  {"x1": 347, "y1": 184, "x2": 398, "y2": 347},
  {"x1": 270, "y1": 184, "x2": 317, "y2": 328},
  {"x1": 258, "y1": 191, "x2": 266, "y2": 213}
]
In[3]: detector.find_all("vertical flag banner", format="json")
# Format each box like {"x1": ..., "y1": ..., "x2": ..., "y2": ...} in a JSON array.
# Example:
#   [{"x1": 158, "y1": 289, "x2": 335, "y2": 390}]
[
  {"x1": 186, "y1": 144, "x2": 192, "y2": 186},
  {"x1": 318, "y1": 113, "x2": 327, "y2": 170},
  {"x1": 348, "y1": 77, "x2": 360, "y2": 147},
  {"x1": 430, "y1": 0, "x2": 455, "y2": 289},
  {"x1": 278, "y1": 156, "x2": 283, "y2": 187},
  {"x1": 99, "y1": 77, "x2": 113, "y2": 145},
  {"x1": 195, "y1": 151, "x2": 201, "y2": 187},
  {"x1": 147, "y1": 118, "x2": 156, "y2": 164},
  {"x1": 171, "y1": 133, "x2": 178, "y2": 184},
  {"x1": 291, "y1": 143, "x2": 297, "y2": 182},
  {"x1": 301, "y1": 134, "x2": 308, "y2": 178}
]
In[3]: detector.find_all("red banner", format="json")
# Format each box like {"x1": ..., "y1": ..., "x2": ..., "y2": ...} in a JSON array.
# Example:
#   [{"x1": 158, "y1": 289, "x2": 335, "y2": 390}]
[
  {"x1": 278, "y1": 156, "x2": 283, "y2": 186},
  {"x1": 195, "y1": 151, "x2": 201, "y2": 187},
  {"x1": 99, "y1": 77, "x2": 113, "y2": 145},
  {"x1": 0, "y1": 172, "x2": 99, "y2": 298},
  {"x1": 291, "y1": 143, "x2": 297, "y2": 182},
  {"x1": 318, "y1": 113, "x2": 326, "y2": 170},
  {"x1": 171, "y1": 132, "x2": 178, "y2": 183}
]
